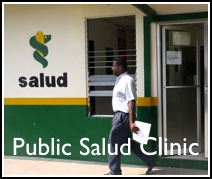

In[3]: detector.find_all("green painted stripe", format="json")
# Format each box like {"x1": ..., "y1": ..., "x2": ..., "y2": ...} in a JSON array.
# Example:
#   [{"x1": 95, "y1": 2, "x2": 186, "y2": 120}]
[{"x1": 4, "y1": 98, "x2": 88, "y2": 105}]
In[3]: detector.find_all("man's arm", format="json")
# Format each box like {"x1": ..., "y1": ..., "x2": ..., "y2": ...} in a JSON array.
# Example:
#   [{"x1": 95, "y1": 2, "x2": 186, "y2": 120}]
[{"x1": 128, "y1": 100, "x2": 139, "y2": 134}]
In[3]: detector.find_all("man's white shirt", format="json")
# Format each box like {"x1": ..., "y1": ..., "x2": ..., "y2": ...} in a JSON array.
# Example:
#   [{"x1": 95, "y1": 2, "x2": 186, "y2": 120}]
[{"x1": 112, "y1": 72, "x2": 136, "y2": 113}]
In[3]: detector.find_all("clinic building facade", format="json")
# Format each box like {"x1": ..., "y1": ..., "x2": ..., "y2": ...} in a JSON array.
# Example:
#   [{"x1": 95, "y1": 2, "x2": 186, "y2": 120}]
[{"x1": 4, "y1": 4, "x2": 208, "y2": 170}]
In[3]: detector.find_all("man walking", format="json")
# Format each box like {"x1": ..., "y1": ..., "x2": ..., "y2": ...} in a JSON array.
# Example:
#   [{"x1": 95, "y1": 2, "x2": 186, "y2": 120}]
[{"x1": 106, "y1": 57, "x2": 156, "y2": 175}]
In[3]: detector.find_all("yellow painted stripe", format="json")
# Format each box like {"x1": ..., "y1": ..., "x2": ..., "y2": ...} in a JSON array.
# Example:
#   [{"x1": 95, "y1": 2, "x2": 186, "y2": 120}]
[
  {"x1": 4, "y1": 98, "x2": 88, "y2": 105},
  {"x1": 137, "y1": 97, "x2": 158, "y2": 106},
  {"x1": 4, "y1": 97, "x2": 157, "y2": 106},
  {"x1": 151, "y1": 97, "x2": 158, "y2": 106}
]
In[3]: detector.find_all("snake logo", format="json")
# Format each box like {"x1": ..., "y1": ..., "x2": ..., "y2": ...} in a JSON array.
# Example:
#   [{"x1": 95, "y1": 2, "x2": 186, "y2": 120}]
[{"x1": 29, "y1": 31, "x2": 51, "y2": 68}]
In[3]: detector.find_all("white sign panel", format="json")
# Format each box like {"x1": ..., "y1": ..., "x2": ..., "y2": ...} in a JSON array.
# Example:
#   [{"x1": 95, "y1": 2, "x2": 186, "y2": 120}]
[
  {"x1": 166, "y1": 51, "x2": 182, "y2": 65},
  {"x1": 173, "y1": 31, "x2": 191, "y2": 46}
]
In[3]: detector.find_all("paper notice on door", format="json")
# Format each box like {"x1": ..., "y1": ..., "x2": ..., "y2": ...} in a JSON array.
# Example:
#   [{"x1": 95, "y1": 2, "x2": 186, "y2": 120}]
[
  {"x1": 166, "y1": 51, "x2": 182, "y2": 65},
  {"x1": 132, "y1": 121, "x2": 151, "y2": 144}
]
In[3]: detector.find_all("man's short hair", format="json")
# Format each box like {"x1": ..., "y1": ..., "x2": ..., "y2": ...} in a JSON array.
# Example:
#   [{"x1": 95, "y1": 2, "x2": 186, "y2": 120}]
[{"x1": 114, "y1": 57, "x2": 127, "y2": 69}]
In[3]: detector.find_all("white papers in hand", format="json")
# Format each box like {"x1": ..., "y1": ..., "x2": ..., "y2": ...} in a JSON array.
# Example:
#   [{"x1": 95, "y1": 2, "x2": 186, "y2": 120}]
[{"x1": 132, "y1": 121, "x2": 151, "y2": 144}]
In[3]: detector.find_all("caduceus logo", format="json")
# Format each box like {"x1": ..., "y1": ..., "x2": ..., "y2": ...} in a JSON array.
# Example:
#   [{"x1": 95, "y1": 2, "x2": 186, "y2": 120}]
[{"x1": 29, "y1": 31, "x2": 51, "y2": 68}]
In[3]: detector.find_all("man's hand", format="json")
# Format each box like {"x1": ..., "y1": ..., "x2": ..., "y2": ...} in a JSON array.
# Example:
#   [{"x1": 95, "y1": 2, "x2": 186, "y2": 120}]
[{"x1": 129, "y1": 122, "x2": 139, "y2": 134}]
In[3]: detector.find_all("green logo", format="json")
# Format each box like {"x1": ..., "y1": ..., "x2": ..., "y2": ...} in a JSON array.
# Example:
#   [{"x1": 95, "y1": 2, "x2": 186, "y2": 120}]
[{"x1": 29, "y1": 31, "x2": 51, "y2": 68}]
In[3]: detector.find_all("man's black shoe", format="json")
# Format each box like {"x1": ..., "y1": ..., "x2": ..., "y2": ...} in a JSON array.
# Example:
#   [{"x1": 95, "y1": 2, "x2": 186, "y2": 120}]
[{"x1": 146, "y1": 158, "x2": 156, "y2": 175}]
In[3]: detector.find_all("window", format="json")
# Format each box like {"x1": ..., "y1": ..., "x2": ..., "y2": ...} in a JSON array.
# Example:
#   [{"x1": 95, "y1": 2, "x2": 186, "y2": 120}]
[{"x1": 87, "y1": 16, "x2": 136, "y2": 116}]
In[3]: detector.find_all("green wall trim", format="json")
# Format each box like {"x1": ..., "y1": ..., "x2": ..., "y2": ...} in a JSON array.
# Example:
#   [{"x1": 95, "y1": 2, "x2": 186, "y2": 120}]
[
  {"x1": 155, "y1": 158, "x2": 208, "y2": 170},
  {"x1": 4, "y1": 105, "x2": 207, "y2": 169},
  {"x1": 4, "y1": 105, "x2": 111, "y2": 162},
  {"x1": 3, "y1": 106, "x2": 157, "y2": 165},
  {"x1": 143, "y1": 17, "x2": 152, "y2": 97},
  {"x1": 133, "y1": 4, "x2": 156, "y2": 17},
  {"x1": 153, "y1": 11, "x2": 208, "y2": 22},
  {"x1": 117, "y1": 155, "x2": 208, "y2": 170}
]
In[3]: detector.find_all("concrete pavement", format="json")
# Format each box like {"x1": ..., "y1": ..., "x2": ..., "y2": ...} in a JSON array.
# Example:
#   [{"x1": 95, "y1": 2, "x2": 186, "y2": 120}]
[{"x1": 3, "y1": 156, "x2": 209, "y2": 176}]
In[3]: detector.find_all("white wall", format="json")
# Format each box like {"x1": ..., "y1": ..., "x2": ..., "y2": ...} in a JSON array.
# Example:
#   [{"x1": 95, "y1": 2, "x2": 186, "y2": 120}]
[
  {"x1": 151, "y1": 23, "x2": 158, "y2": 97},
  {"x1": 4, "y1": 4, "x2": 145, "y2": 98}
]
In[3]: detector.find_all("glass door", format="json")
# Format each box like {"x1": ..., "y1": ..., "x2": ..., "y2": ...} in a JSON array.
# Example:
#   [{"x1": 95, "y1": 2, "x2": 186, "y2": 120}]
[{"x1": 162, "y1": 25, "x2": 202, "y2": 155}]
